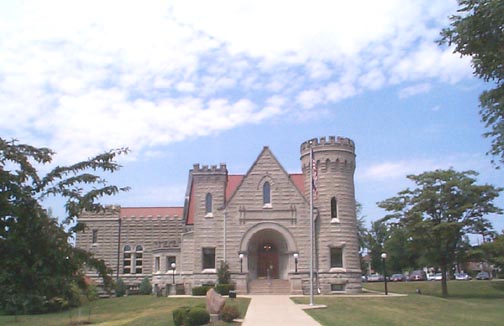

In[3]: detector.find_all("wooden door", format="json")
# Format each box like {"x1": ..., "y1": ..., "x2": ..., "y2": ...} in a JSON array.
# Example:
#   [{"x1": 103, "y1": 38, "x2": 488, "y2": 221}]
[{"x1": 257, "y1": 243, "x2": 279, "y2": 278}]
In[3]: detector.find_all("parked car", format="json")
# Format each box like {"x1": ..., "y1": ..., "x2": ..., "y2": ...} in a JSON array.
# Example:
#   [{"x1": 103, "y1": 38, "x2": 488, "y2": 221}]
[
  {"x1": 390, "y1": 274, "x2": 406, "y2": 282},
  {"x1": 432, "y1": 273, "x2": 443, "y2": 281},
  {"x1": 409, "y1": 270, "x2": 427, "y2": 281},
  {"x1": 367, "y1": 274, "x2": 385, "y2": 282},
  {"x1": 475, "y1": 271, "x2": 490, "y2": 280},
  {"x1": 454, "y1": 272, "x2": 472, "y2": 280}
]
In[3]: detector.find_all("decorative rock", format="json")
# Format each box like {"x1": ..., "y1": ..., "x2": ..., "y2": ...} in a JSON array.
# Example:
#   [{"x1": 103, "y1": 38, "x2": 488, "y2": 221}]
[{"x1": 206, "y1": 288, "x2": 226, "y2": 314}]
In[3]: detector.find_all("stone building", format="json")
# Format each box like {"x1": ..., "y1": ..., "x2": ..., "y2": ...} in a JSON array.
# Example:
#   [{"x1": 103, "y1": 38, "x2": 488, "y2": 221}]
[{"x1": 76, "y1": 136, "x2": 362, "y2": 294}]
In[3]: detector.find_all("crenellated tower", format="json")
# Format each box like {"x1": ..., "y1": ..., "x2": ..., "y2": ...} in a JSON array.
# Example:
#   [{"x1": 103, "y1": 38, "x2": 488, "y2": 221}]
[
  {"x1": 300, "y1": 136, "x2": 362, "y2": 293},
  {"x1": 188, "y1": 163, "x2": 228, "y2": 277}
]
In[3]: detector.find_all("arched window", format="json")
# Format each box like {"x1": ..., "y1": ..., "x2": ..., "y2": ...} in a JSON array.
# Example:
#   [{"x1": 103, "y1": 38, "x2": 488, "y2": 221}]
[
  {"x1": 331, "y1": 197, "x2": 338, "y2": 219},
  {"x1": 263, "y1": 182, "x2": 271, "y2": 206},
  {"x1": 205, "y1": 193, "x2": 213, "y2": 214},
  {"x1": 123, "y1": 245, "x2": 132, "y2": 274},
  {"x1": 135, "y1": 245, "x2": 143, "y2": 274}
]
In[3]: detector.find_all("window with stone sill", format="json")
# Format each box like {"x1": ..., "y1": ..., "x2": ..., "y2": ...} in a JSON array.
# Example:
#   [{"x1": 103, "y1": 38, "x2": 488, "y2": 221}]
[
  {"x1": 154, "y1": 256, "x2": 160, "y2": 273},
  {"x1": 263, "y1": 181, "x2": 272, "y2": 208},
  {"x1": 330, "y1": 247, "x2": 343, "y2": 268},
  {"x1": 205, "y1": 193, "x2": 213, "y2": 217},
  {"x1": 135, "y1": 245, "x2": 143, "y2": 274},
  {"x1": 202, "y1": 247, "x2": 216, "y2": 270},
  {"x1": 166, "y1": 256, "x2": 176, "y2": 272},
  {"x1": 123, "y1": 245, "x2": 132, "y2": 274},
  {"x1": 92, "y1": 229, "x2": 98, "y2": 244},
  {"x1": 331, "y1": 284, "x2": 345, "y2": 292}
]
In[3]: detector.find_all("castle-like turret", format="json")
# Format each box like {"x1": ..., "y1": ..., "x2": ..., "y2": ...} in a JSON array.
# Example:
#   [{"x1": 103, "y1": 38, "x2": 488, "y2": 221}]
[{"x1": 300, "y1": 136, "x2": 361, "y2": 293}]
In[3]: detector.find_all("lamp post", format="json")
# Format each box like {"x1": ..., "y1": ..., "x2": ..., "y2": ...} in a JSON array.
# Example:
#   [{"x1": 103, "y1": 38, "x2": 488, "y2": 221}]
[
  {"x1": 171, "y1": 262, "x2": 176, "y2": 284},
  {"x1": 239, "y1": 253, "x2": 244, "y2": 273},
  {"x1": 381, "y1": 253, "x2": 388, "y2": 295},
  {"x1": 293, "y1": 253, "x2": 299, "y2": 274}
]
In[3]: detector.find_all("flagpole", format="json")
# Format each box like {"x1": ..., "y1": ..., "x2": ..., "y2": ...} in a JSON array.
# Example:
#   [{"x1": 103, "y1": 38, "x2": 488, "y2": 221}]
[{"x1": 309, "y1": 143, "x2": 314, "y2": 306}]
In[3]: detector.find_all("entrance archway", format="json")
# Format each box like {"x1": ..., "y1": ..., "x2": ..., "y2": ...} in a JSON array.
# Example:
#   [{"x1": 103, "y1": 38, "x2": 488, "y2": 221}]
[{"x1": 239, "y1": 223, "x2": 297, "y2": 280}]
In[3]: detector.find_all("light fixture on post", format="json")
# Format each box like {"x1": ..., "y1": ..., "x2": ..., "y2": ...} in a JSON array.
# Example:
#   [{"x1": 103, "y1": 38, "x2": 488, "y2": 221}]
[
  {"x1": 381, "y1": 253, "x2": 388, "y2": 295},
  {"x1": 239, "y1": 253, "x2": 244, "y2": 273},
  {"x1": 293, "y1": 253, "x2": 299, "y2": 274},
  {"x1": 171, "y1": 262, "x2": 176, "y2": 285}
]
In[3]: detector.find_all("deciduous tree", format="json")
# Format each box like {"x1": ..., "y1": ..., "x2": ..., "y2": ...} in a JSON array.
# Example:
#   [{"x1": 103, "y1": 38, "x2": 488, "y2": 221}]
[
  {"x1": 439, "y1": 0, "x2": 504, "y2": 166},
  {"x1": 378, "y1": 169, "x2": 502, "y2": 297},
  {"x1": 0, "y1": 138, "x2": 128, "y2": 313}
]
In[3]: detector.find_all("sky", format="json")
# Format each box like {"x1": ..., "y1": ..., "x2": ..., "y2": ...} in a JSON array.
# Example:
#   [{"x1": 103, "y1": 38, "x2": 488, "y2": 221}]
[{"x1": 1, "y1": 0, "x2": 503, "y2": 237}]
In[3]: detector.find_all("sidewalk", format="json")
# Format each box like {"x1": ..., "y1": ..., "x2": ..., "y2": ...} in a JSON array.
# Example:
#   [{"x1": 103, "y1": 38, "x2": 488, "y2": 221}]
[{"x1": 241, "y1": 295, "x2": 321, "y2": 326}]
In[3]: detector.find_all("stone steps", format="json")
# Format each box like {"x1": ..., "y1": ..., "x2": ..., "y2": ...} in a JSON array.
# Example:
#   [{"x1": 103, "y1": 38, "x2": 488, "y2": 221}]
[{"x1": 248, "y1": 279, "x2": 291, "y2": 294}]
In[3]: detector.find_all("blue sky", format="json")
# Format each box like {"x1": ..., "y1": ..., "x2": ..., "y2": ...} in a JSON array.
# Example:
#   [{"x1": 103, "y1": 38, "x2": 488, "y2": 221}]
[{"x1": 1, "y1": 0, "x2": 503, "y2": 237}]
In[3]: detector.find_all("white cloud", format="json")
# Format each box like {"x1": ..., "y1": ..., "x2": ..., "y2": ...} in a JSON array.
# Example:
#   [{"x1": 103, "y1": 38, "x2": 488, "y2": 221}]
[
  {"x1": 358, "y1": 153, "x2": 494, "y2": 182},
  {"x1": 358, "y1": 160, "x2": 438, "y2": 181},
  {"x1": 398, "y1": 83, "x2": 432, "y2": 99},
  {"x1": 297, "y1": 90, "x2": 324, "y2": 109},
  {"x1": 0, "y1": 0, "x2": 476, "y2": 162}
]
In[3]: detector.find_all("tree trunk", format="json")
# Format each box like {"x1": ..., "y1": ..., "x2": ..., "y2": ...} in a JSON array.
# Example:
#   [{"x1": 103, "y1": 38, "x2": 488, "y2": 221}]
[{"x1": 441, "y1": 264, "x2": 448, "y2": 297}]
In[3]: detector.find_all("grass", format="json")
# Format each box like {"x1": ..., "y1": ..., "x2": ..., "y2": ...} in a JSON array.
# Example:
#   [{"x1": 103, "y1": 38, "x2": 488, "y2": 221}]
[
  {"x1": 293, "y1": 280, "x2": 504, "y2": 326},
  {"x1": 0, "y1": 296, "x2": 250, "y2": 326},
  {"x1": 4, "y1": 281, "x2": 502, "y2": 326}
]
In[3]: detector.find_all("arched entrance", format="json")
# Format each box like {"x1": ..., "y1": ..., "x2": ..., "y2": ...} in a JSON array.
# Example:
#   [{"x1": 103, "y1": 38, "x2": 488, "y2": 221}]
[{"x1": 239, "y1": 223, "x2": 297, "y2": 280}]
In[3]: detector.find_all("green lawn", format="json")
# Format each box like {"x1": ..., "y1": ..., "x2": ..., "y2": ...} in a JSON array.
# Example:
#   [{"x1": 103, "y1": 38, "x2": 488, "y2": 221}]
[
  {"x1": 293, "y1": 280, "x2": 504, "y2": 326},
  {"x1": 4, "y1": 281, "x2": 502, "y2": 326},
  {"x1": 0, "y1": 296, "x2": 250, "y2": 326}
]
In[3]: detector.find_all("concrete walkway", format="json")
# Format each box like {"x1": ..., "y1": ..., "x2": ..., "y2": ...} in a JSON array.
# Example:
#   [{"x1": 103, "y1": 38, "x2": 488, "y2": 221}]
[{"x1": 241, "y1": 295, "x2": 321, "y2": 326}]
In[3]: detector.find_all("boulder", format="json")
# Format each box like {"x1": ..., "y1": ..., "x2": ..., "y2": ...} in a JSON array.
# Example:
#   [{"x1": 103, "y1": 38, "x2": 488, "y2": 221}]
[{"x1": 206, "y1": 288, "x2": 226, "y2": 314}]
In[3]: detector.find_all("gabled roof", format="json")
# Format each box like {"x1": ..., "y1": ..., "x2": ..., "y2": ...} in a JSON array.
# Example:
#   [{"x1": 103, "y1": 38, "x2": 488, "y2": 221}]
[
  {"x1": 225, "y1": 146, "x2": 307, "y2": 205},
  {"x1": 120, "y1": 207, "x2": 183, "y2": 218},
  {"x1": 185, "y1": 147, "x2": 306, "y2": 225}
]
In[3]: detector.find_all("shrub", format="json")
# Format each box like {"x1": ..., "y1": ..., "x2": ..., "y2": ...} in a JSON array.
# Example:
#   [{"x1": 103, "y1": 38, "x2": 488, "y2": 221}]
[
  {"x1": 215, "y1": 284, "x2": 235, "y2": 296},
  {"x1": 184, "y1": 307, "x2": 210, "y2": 326},
  {"x1": 115, "y1": 278, "x2": 126, "y2": 297},
  {"x1": 217, "y1": 261, "x2": 231, "y2": 284},
  {"x1": 173, "y1": 306, "x2": 191, "y2": 326},
  {"x1": 191, "y1": 285, "x2": 213, "y2": 296},
  {"x1": 67, "y1": 282, "x2": 84, "y2": 308},
  {"x1": 220, "y1": 304, "x2": 240, "y2": 322},
  {"x1": 139, "y1": 277, "x2": 152, "y2": 295}
]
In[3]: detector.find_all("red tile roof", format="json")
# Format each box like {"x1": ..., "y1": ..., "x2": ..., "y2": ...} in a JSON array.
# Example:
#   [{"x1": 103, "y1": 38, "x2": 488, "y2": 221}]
[
  {"x1": 120, "y1": 207, "x2": 183, "y2": 218},
  {"x1": 226, "y1": 175, "x2": 244, "y2": 200},
  {"x1": 117, "y1": 173, "x2": 305, "y2": 225},
  {"x1": 289, "y1": 173, "x2": 305, "y2": 194}
]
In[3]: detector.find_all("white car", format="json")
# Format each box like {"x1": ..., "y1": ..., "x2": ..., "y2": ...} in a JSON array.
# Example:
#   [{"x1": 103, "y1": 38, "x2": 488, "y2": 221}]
[{"x1": 454, "y1": 272, "x2": 471, "y2": 280}]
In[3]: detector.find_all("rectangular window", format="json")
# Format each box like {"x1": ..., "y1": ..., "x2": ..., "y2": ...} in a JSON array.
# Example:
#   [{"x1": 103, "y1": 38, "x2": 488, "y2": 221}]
[
  {"x1": 155, "y1": 257, "x2": 160, "y2": 272},
  {"x1": 331, "y1": 284, "x2": 345, "y2": 291},
  {"x1": 202, "y1": 248, "x2": 216, "y2": 270},
  {"x1": 330, "y1": 247, "x2": 343, "y2": 268},
  {"x1": 92, "y1": 229, "x2": 98, "y2": 244},
  {"x1": 135, "y1": 252, "x2": 143, "y2": 274},
  {"x1": 166, "y1": 256, "x2": 176, "y2": 272},
  {"x1": 123, "y1": 252, "x2": 131, "y2": 274}
]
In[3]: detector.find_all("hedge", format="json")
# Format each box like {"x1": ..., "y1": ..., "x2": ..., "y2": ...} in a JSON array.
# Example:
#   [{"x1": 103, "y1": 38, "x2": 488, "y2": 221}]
[
  {"x1": 215, "y1": 284, "x2": 235, "y2": 296},
  {"x1": 191, "y1": 285, "x2": 213, "y2": 296}
]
